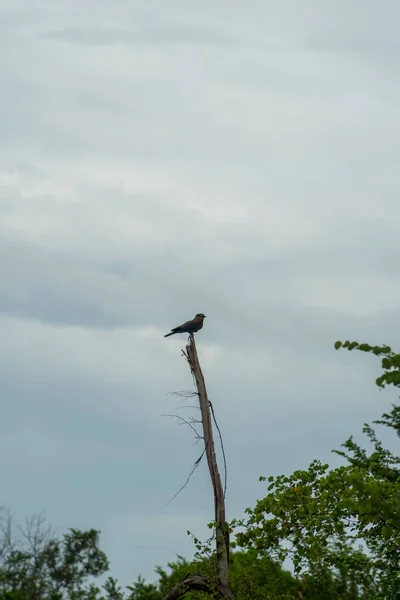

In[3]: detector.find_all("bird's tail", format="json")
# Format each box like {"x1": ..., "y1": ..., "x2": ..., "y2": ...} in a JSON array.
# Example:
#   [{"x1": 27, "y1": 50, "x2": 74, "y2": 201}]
[{"x1": 164, "y1": 332, "x2": 176, "y2": 337}]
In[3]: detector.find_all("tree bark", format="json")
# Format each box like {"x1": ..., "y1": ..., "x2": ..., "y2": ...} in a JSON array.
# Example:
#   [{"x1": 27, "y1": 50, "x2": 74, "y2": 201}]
[
  {"x1": 162, "y1": 335, "x2": 232, "y2": 600},
  {"x1": 162, "y1": 573, "x2": 233, "y2": 600},
  {"x1": 185, "y1": 335, "x2": 230, "y2": 589}
]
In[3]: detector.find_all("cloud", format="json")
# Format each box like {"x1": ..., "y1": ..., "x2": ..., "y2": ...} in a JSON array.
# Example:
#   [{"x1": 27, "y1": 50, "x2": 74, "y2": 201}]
[
  {"x1": 1, "y1": 0, "x2": 400, "y2": 587},
  {"x1": 38, "y1": 24, "x2": 242, "y2": 47}
]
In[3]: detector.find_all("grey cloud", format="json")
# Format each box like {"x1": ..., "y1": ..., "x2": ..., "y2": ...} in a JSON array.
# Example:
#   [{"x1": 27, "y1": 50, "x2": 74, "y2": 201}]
[
  {"x1": 38, "y1": 24, "x2": 242, "y2": 47},
  {"x1": 306, "y1": 35, "x2": 400, "y2": 58},
  {"x1": 2, "y1": 0, "x2": 400, "y2": 588},
  {"x1": 1, "y1": 193, "x2": 399, "y2": 336}
]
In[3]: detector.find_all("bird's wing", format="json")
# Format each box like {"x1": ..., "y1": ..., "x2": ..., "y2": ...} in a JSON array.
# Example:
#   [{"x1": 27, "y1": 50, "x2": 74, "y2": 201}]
[{"x1": 172, "y1": 318, "x2": 194, "y2": 332}]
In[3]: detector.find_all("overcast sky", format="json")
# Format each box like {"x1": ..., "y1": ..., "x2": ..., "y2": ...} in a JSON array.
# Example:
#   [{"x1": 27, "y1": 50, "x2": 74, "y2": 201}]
[{"x1": 1, "y1": 0, "x2": 400, "y2": 590}]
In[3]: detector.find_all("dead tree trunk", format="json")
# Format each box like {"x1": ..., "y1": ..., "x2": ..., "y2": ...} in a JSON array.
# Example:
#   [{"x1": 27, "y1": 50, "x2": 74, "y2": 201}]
[
  {"x1": 185, "y1": 335, "x2": 229, "y2": 587},
  {"x1": 162, "y1": 334, "x2": 233, "y2": 600}
]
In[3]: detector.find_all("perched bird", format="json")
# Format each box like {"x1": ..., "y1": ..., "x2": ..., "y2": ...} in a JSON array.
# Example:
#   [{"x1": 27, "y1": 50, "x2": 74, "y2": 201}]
[{"x1": 164, "y1": 313, "x2": 206, "y2": 337}]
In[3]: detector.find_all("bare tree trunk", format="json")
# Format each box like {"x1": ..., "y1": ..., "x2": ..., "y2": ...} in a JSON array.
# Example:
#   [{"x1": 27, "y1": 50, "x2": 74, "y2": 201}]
[
  {"x1": 185, "y1": 335, "x2": 230, "y2": 588},
  {"x1": 162, "y1": 335, "x2": 232, "y2": 600}
]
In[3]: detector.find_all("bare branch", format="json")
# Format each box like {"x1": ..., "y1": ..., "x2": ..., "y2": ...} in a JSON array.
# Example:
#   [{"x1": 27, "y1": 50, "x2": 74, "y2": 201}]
[
  {"x1": 162, "y1": 573, "x2": 234, "y2": 600},
  {"x1": 0, "y1": 508, "x2": 15, "y2": 558},
  {"x1": 166, "y1": 449, "x2": 206, "y2": 505},
  {"x1": 168, "y1": 390, "x2": 199, "y2": 400},
  {"x1": 161, "y1": 413, "x2": 203, "y2": 441}
]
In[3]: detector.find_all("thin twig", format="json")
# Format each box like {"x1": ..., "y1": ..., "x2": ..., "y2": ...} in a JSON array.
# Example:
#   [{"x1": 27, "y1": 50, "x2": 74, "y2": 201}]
[
  {"x1": 209, "y1": 400, "x2": 228, "y2": 499},
  {"x1": 162, "y1": 413, "x2": 203, "y2": 440},
  {"x1": 166, "y1": 450, "x2": 206, "y2": 505}
]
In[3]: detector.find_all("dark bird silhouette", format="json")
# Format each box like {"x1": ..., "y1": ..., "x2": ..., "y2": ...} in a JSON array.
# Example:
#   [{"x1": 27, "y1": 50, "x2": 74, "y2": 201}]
[{"x1": 164, "y1": 313, "x2": 206, "y2": 337}]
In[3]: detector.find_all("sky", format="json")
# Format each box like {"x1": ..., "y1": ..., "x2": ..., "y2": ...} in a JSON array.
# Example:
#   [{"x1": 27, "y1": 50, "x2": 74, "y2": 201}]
[{"x1": 1, "y1": 0, "x2": 400, "y2": 590}]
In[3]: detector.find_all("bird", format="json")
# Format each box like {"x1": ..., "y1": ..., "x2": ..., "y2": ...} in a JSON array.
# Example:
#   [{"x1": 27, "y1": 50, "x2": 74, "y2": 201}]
[{"x1": 164, "y1": 313, "x2": 206, "y2": 337}]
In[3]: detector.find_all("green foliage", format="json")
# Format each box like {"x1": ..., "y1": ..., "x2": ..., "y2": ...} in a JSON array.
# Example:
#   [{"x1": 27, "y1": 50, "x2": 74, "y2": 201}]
[
  {"x1": 234, "y1": 341, "x2": 400, "y2": 599},
  {"x1": 125, "y1": 574, "x2": 160, "y2": 600},
  {"x1": 123, "y1": 552, "x2": 301, "y2": 600},
  {"x1": 126, "y1": 548, "x2": 379, "y2": 599},
  {"x1": 0, "y1": 512, "x2": 109, "y2": 600},
  {"x1": 236, "y1": 460, "x2": 397, "y2": 597},
  {"x1": 334, "y1": 340, "x2": 400, "y2": 388},
  {"x1": 227, "y1": 551, "x2": 299, "y2": 600}
]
